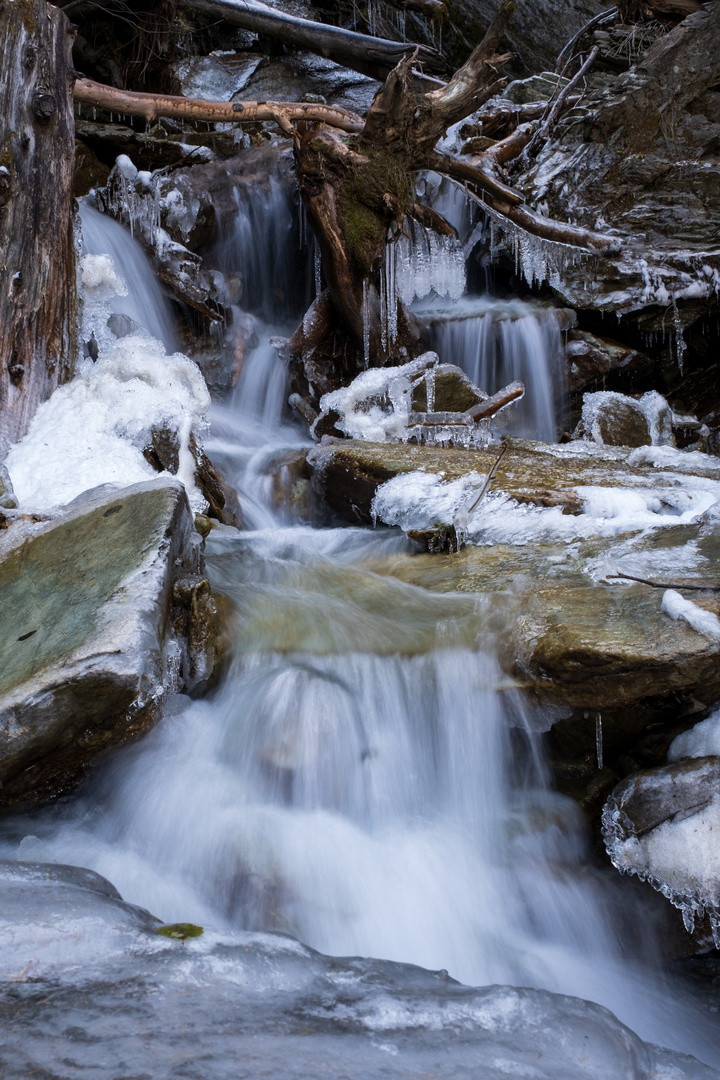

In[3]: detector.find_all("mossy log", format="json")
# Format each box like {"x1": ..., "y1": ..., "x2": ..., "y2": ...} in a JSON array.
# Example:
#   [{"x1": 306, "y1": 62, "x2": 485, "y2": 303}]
[{"x1": 0, "y1": 0, "x2": 77, "y2": 446}]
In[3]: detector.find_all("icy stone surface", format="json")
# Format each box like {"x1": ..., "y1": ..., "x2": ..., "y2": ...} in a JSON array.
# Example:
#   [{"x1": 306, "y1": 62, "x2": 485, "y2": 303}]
[
  {"x1": 0, "y1": 479, "x2": 205, "y2": 808},
  {"x1": 0, "y1": 860, "x2": 716, "y2": 1080},
  {"x1": 5, "y1": 332, "x2": 211, "y2": 514},
  {"x1": 669, "y1": 709, "x2": 720, "y2": 762},
  {"x1": 575, "y1": 390, "x2": 675, "y2": 449},
  {"x1": 603, "y1": 759, "x2": 720, "y2": 947}
]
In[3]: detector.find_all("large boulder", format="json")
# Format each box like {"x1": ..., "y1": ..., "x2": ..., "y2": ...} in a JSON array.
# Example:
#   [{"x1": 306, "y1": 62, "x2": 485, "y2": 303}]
[
  {"x1": 308, "y1": 437, "x2": 720, "y2": 719},
  {"x1": 0, "y1": 860, "x2": 713, "y2": 1080},
  {"x1": 0, "y1": 478, "x2": 222, "y2": 810}
]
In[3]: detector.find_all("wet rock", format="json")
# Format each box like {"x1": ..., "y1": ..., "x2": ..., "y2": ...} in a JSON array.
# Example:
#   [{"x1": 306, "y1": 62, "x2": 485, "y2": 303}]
[
  {"x1": 0, "y1": 478, "x2": 222, "y2": 809},
  {"x1": 565, "y1": 330, "x2": 655, "y2": 394},
  {"x1": 190, "y1": 437, "x2": 243, "y2": 529},
  {"x1": 73, "y1": 138, "x2": 110, "y2": 198},
  {"x1": 266, "y1": 448, "x2": 314, "y2": 521},
  {"x1": 573, "y1": 392, "x2": 653, "y2": 447},
  {"x1": 172, "y1": 575, "x2": 224, "y2": 694},
  {"x1": 602, "y1": 757, "x2": 720, "y2": 945},
  {"x1": 143, "y1": 423, "x2": 181, "y2": 475},
  {"x1": 106, "y1": 312, "x2": 141, "y2": 339},
  {"x1": 0, "y1": 860, "x2": 707, "y2": 1080},
  {"x1": 410, "y1": 364, "x2": 485, "y2": 414},
  {"x1": 0, "y1": 464, "x2": 17, "y2": 510}
]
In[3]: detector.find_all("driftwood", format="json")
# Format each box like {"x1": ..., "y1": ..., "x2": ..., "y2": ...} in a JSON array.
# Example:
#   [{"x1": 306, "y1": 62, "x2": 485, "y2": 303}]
[
  {"x1": 0, "y1": 0, "x2": 77, "y2": 444},
  {"x1": 179, "y1": 0, "x2": 445, "y2": 82},
  {"x1": 74, "y1": 78, "x2": 365, "y2": 134},
  {"x1": 407, "y1": 380, "x2": 525, "y2": 425}
]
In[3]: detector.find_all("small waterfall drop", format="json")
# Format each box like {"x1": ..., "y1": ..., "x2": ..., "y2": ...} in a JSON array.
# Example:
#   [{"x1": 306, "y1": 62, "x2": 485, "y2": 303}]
[
  {"x1": 422, "y1": 298, "x2": 566, "y2": 442},
  {"x1": 79, "y1": 200, "x2": 177, "y2": 351}
]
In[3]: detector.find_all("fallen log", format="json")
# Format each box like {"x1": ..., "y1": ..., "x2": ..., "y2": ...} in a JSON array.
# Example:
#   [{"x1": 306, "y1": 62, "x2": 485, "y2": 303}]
[
  {"x1": 74, "y1": 78, "x2": 364, "y2": 134},
  {"x1": 179, "y1": 0, "x2": 445, "y2": 82}
]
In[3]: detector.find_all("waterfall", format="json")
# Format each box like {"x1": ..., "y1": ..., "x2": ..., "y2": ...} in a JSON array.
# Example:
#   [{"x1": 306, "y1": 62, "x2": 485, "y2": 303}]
[
  {"x1": 6, "y1": 157, "x2": 720, "y2": 1074},
  {"x1": 422, "y1": 299, "x2": 566, "y2": 442},
  {"x1": 79, "y1": 200, "x2": 177, "y2": 351}
]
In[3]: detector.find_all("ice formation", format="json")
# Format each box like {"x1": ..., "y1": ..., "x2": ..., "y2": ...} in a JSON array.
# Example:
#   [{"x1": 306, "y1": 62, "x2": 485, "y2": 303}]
[
  {"x1": 379, "y1": 220, "x2": 466, "y2": 349},
  {"x1": 314, "y1": 354, "x2": 491, "y2": 448},
  {"x1": 578, "y1": 390, "x2": 675, "y2": 447},
  {"x1": 669, "y1": 709, "x2": 720, "y2": 762},
  {"x1": 370, "y1": 463, "x2": 720, "y2": 547},
  {"x1": 661, "y1": 590, "x2": 720, "y2": 642},
  {"x1": 6, "y1": 333, "x2": 210, "y2": 513}
]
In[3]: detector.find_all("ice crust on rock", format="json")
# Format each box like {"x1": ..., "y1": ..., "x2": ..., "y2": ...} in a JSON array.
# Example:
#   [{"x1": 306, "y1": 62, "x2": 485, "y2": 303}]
[
  {"x1": 371, "y1": 463, "x2": 720, "y2": 547},
  {"x1": 6, "y1": 334, "x2": 211, "y2": 513},
  {"x1": 577, "y1": 390, "x2": 675, "y2": 448},
  {"x1": 603, "y1": 759, "x2": 720, "y2": 947},
  {"x1": 0, "y1": 859, "x2": 717, "y2": 1080},
  {"x1": 314, "y1": 354, "x2": 490, "y2": 448},
  {"x1": 669, "y1": 709, "x2": 720, "y2": 762},
  {"x1": 661, "y1": 590, "x2": 720, "y2": 642}
]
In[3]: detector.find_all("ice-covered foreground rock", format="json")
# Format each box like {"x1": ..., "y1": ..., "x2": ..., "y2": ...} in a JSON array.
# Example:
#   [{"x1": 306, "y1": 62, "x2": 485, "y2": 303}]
[
  {"x1": 0, "y1": 478, "x2": 221, "y2": 809},
  {"x1": 603, "y1": 757, "x2": 720, "y2": 947},
  {"x1": 0, "y1": 860, "x2": 715, "y2": 1080}
]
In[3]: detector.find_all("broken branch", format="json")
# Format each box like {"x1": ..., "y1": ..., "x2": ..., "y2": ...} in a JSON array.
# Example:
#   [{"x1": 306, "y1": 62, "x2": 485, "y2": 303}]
[{"x1": 73, "y1": 77, "x2": 365, "y2": 133}]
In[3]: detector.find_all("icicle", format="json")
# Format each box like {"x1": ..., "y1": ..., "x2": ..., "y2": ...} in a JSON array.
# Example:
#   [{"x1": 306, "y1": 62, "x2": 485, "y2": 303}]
[
  {"x1": 595, "y1": 714, "x2": 603, "y2": 771},
  {"x1": 314, "y1": 242, "x2": 322, "y2": 298},
  {"x1": 362, "y1": 279, "x2": 370, "y2": 368},
  {"x1": 672, "y1": 297, "x2": 687, "y2": 376}
]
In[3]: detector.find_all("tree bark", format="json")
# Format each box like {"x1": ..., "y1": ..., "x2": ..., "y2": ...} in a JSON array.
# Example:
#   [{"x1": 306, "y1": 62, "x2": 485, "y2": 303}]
[
  {"x1": 0, "y1": 0, "x2": 77, "y2": 447},
  {"x1": 180, "y1": 0, "x2": 445, "y2": 82},
  {"x1": 74, "y1": 78, "x2": 365, "y2": 134}
]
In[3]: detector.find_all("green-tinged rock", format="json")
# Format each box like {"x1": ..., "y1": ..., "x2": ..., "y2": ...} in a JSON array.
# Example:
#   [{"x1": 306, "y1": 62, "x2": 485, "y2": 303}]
[{"x1": 0, "y1": 478, "x2": 223, "y2": 809}]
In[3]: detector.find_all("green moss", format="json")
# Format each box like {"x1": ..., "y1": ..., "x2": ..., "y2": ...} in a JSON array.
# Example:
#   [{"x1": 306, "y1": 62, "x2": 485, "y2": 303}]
[
  {"x1": 339, "y1": 149, "x2": 414, "y2": 274},
  {"x1": 157, "y1": 923, "x2": 204, "y2": 940}
]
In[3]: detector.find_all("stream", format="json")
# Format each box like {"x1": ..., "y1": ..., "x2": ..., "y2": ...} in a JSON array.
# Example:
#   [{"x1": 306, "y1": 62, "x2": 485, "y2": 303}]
[{"x1": 2, "y1": 176, "x2": 719, "y2": 1077}]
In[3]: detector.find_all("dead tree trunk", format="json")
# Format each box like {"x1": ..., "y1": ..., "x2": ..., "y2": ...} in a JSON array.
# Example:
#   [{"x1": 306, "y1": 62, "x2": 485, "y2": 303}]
[
  {"x1": 180, "y1": 0, "x2": 445, "y2": 82},
  {"x1": 0, "y1": 0, "x2": 77, "y2": 448}
]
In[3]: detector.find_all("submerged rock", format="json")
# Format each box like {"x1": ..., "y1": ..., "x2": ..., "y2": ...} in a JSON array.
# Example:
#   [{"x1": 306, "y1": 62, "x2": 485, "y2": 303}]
[
  {"x1": 0, "y1": 859, "x2": 715, "y2": 1080},
  {"x1": 0, "y1": 478, "x2": 222, "y2": 809}
]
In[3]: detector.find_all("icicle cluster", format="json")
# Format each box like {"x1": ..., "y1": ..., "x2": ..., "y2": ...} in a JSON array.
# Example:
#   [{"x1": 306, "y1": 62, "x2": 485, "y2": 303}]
[{"x1": 379, "y1": 220, "x2": 466, "y2": 350}]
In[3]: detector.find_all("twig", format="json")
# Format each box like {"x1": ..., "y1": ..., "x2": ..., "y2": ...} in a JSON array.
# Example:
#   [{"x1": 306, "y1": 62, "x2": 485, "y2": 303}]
[
  {"x1": 466, "y1": 442, "x2": 509, "y2": 515},
  {"x1": 526, "y1": 45, "x2": 600, "y2": 156},
  {"x1": 555, "y1": 6, "x2": 618, "y2": 74},
  {"x1": 607, "y1": 572, "x2": 720, "y2": 592}
]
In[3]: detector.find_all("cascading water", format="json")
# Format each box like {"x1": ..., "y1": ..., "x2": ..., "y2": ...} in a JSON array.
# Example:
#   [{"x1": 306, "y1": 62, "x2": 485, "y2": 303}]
[
  {"x1": 5, "y1": 161, "x2": 720, "y2": 1074},
  {"x1": 79, "y1": 200, "x2": 177, "y2": 351},
  {"x1": 421, "y1": 298, "x2": 566, "y2": 441}
]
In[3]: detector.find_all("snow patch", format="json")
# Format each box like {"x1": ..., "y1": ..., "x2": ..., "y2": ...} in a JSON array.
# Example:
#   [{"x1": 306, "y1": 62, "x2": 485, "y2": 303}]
[
  {"x1": 661, "y1": 590, "x2": 720, "y2": 642},
  {"x1": 6, "y1": 335, "x2": 211, "y2": 514},
  {"x1": 669, "y1": 710, "x2": 720, "y2": 762}
]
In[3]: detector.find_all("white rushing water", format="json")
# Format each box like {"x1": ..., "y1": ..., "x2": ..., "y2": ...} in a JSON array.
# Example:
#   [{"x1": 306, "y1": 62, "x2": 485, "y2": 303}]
[{"x1": 3, "y1": 176, "x2": 720, "y2": 1075}]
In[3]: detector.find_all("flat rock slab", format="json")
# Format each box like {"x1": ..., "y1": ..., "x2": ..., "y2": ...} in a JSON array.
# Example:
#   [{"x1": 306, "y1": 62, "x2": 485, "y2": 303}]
[
  {"x1": 308, "y1": 438, "x2": 720, "y2": 713},
  {"x1": 0, "y1": 478, "x2": 204, "y2": 809},
  {"x1": 0, "y1": 860, "x2": 714, "y2": 1080}
]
